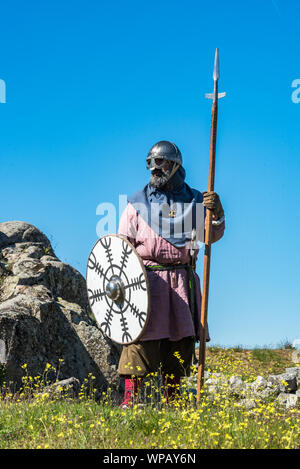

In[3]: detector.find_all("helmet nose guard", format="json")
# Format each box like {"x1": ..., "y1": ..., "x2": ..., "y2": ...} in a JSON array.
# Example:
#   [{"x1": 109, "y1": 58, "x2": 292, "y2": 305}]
[{"x1": 146, "y1": 141, "x2": 182, "y2": 169}]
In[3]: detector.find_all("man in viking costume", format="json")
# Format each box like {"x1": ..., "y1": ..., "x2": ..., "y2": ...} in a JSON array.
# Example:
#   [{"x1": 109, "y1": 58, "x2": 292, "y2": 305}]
[{"x1": 117, "y1": 141, "x2": 225, "y2": 407}]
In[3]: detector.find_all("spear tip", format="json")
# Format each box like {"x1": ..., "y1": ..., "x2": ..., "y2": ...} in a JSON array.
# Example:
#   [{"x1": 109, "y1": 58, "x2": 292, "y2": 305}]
[{"x1": 213, "y1": 47, "x2": 219, "y2": 81}]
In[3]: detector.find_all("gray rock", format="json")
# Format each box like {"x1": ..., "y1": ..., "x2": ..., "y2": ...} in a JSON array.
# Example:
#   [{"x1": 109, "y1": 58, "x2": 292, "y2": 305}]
[
  {"x1": 277, "y1": 392, "x2": 289, "y2": 404},
  {"x1": 205, "y1": 373, "x2": 228, "y2": 387},
  {"x1": 0, "y1": 222, "x2": 53, "y2": 251},
  {"x1": 277, "y1": 392, "x2": 299, "y2": 409},
  {"x1": 285, "y1": 367, "x2": 300, "y2": 377},
  {"x1": 207, "y1": 385, "x2": 218, "y2": 394},
  {"x1": 0, "y1": 339, "x2": 6, "y2": 364},
  {"x1": 285, "y1": 367, "x2": 300, "y2": 387},
  {"x1": 251, "y1": 376, "x2": 267, "y2": 391},
  {"x1": 229, "y1": 375, "x2": 243, "y2": 387},
  {"x1": 266, "y1": 382, "x2": 281, "y2": 396},
  {"x1": 238, "y1": 399, "x2": 257, "y2": 410},
  {"x1": 268, "y1": 373, "x2": 297, "y2": 393},
  {"x1": 286, "y1": 395, "x2": 299, "y2": 409},
  {"x1": 228, "y1": 375, "x2": 246, "y2": 396},
  {"x1": 255, "y1": 387, "x2": 277, "y2": 399},
  {"x1": 0, "y1": 221, "x2": 122, "y2": 398},
  {"x1": 43, "y1": 377, "x2": 81, "y2": 398},
  {"x1": 249, "y1": 375, "x2": 279, "y2": 398}
]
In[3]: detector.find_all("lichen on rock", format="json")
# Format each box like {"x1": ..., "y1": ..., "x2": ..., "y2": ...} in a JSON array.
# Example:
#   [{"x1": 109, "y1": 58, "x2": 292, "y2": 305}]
[{"x1": 0, "y1": 221, "x2": 122, "y2": 398}]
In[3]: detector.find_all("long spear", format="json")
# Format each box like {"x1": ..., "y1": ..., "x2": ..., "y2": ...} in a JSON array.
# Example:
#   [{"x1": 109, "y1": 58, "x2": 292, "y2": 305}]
[{"x1": 197, "y1": 48, "x2": 226, "y2": 404}]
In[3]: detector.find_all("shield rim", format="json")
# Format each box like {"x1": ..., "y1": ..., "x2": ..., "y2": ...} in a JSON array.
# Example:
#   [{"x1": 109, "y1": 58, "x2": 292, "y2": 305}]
[{"x1": 86, "y1": 233, "x2": 150, "y2": 345}]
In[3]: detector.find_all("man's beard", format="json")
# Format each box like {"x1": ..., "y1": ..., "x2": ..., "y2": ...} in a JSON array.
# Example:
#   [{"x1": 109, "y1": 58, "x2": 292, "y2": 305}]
[{"x1": 150, "y1": 168, "x2": 171, "y2": 189}]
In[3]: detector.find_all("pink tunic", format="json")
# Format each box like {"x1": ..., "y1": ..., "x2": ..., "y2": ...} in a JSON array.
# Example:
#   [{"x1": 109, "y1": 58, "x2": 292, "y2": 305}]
[{"x1": 118, "y1": 202, "x2": 225, "y2": 342}]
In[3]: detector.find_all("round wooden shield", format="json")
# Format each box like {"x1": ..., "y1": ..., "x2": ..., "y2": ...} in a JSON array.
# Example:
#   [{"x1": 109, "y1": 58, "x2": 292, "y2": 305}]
[{"x1": 86, "y1": 234, "x2": 150, "y2": 344}]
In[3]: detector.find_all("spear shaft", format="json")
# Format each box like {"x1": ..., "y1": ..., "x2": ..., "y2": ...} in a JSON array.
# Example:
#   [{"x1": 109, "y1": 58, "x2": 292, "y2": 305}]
[{"x1": 197, "y1": 48, "x2": 225, "y2": 404}]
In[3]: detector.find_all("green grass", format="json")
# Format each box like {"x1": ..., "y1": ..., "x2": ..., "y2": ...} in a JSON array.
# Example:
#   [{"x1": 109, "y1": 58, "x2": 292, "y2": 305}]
[
  {"x1": 251, "y1": 348, "x2": 281, "y2": 364},
  {"x1": 0, "y1": 348, "x2": 299, "y2": 449},
  {"x1": 0, "y1": 394, "x2": 299, "y2": 449},
  {"x1": 205, "y1": 346, "x2": 296, "y2": 379}
]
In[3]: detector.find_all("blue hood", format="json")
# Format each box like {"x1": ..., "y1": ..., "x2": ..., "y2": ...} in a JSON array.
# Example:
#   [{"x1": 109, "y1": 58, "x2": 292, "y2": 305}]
[{"x1": 128, "y1": 166, "x2": 204, "y2": 248}]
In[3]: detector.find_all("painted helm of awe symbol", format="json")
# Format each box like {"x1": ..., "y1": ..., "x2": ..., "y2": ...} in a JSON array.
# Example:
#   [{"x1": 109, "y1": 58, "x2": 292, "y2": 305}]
[
  {"x1": 146, "y1": 141, "x2": 183, "y2": 170},
  {"x1": 86, "y1": 234, "x2": 150, "y2": 345}
]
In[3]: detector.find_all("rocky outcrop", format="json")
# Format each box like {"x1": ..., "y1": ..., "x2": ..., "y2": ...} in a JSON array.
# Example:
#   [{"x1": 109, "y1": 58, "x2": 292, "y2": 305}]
[
  {"x1": 186, "y1": 367, "x2": 300, "y2": 410},
  {"x1": 0, "y1": 221, "x2": 122, "y2": 397}
]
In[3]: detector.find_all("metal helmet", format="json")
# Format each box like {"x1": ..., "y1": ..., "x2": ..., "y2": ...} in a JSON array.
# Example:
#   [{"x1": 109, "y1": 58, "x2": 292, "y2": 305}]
[{"x1": 146, "y1": 141, "x2": 182, "y2": 170}]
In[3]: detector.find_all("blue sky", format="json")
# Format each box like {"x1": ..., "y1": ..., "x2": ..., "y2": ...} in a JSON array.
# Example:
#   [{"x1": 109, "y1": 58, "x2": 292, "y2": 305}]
[{"x1": 0, "y1": 0, "x2": 299, "y2": 348}]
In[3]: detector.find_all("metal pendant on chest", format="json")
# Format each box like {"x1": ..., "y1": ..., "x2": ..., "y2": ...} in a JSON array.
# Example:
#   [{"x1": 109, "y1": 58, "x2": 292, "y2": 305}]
[{"x1": 169, "y1": 203, "x2": 177, "y2": 218}]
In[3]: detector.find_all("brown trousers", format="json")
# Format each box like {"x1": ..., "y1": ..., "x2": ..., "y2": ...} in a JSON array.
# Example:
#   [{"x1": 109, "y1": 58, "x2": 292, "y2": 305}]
[{"x1": 118, "y1": 336, "x2": 195, "y2": 377}]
